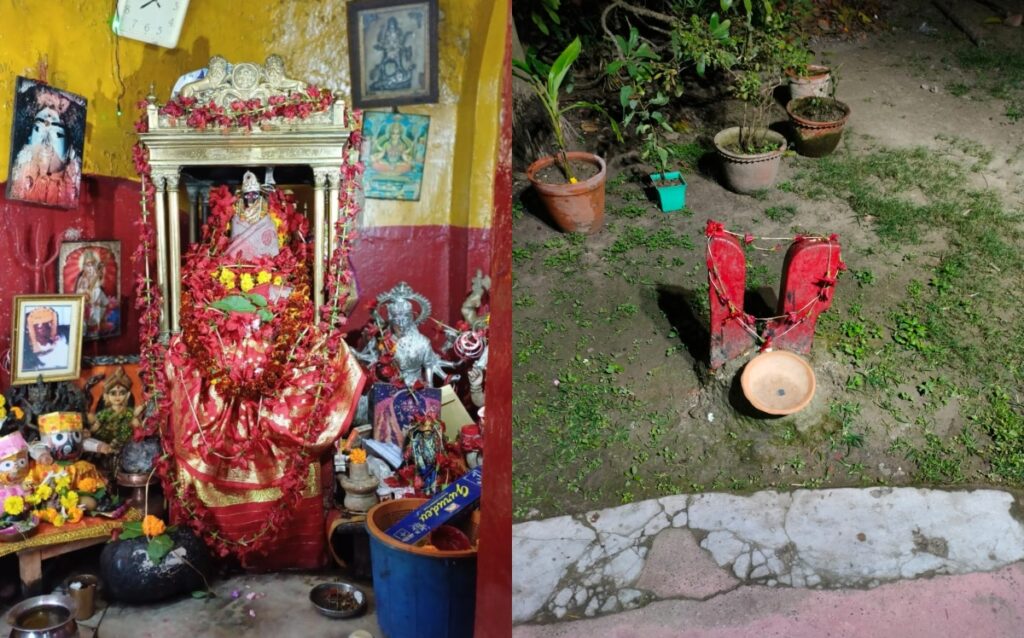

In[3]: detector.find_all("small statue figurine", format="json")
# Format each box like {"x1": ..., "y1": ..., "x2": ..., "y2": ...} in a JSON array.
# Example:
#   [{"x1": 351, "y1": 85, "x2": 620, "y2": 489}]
[
  {"x1": 86, "y1": 367, "x2": 142, "y2": 455},
  {"x1": 404, "y1": 413, "x2": 445, "y2": 496},
  {"x1": 179, "y1": 55, "x2": 230, "y2": 99},
  {"x1": 356, "y1": 282, "x2": 457, "y2": 387},
  {"x1": 227, "y1": 171, "x2": 279, "y2": 260},
  {"x1": 262, "y1": 54, "x2": 307, "y2": 94},
  {"x1": 28, "y1": 412, "x2": 110, "y2": 489},
  {"x1": 0, "y1": 431, "x2": 32, "y2": 500}
]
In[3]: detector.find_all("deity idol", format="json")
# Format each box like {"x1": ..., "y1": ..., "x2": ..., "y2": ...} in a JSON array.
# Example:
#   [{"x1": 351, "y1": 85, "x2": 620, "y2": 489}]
[
  {"x1": 87, "y1": 366, "x2": 141, "y2": 454},
  {"x1": 164, "y1": 171, "x2": 364, "y2": 569},
  {"x1": 9, "y1": 86, "x2": 82, "y2": 208},
  {"x1": 0, "y1": 432, "x2": 32, "y2": 501},
  {"x1": 27, "y1": 412, "x2": 110, "y2": 492}
]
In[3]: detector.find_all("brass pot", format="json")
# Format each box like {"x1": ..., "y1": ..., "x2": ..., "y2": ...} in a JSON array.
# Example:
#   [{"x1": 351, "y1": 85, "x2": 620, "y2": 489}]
[{"x1": 6, "y1": 594, "x2": 78, "y2": 638}]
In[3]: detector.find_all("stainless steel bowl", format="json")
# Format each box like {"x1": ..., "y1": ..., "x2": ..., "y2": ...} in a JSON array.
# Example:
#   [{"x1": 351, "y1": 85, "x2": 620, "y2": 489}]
[
  {"x1": 309, "y1": 582, "x2": 367, "y2": 619},
  {"x1": 6, "y1": 594, "x2": 78, "y2": 638}
]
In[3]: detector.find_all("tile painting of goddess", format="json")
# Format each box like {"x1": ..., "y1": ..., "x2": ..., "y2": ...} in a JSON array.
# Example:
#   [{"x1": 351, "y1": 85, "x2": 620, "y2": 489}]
[{"x1": 361, "y1": 111, "x2": 430, "y2": 201}]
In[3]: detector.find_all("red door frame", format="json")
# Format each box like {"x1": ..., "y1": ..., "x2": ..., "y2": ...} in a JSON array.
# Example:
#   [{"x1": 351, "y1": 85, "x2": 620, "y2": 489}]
[{"x1": 474, "y1": 1, "x2": 513, "y2": 635}]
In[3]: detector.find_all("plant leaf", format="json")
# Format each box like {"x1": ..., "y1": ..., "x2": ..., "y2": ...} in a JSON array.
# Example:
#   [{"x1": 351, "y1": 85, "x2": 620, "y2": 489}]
[
  {"x1": 619, "y1": 85, "x2": 634, "y2": 108},
  {"x1": 211, "y1": 295, "x2": 258, "y2": 314},
  {"x1": 147, "y1": 534, "x2": 174, "y2": 564},
  {"x1": 547, "y1": 36, "x2": 582, "y2": 107},
  {"x1": 258, "y1": 309, "x2": 274, "y2": 323},
  {"x1": 246, "y1": 293, "x2": 268, "y2": 308}
]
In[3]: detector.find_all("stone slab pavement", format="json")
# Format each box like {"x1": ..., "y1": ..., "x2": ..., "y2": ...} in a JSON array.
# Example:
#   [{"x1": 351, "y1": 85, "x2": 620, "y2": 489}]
[{"x1": 513, "y1": 487, "x2": 1024, "y2": 637}]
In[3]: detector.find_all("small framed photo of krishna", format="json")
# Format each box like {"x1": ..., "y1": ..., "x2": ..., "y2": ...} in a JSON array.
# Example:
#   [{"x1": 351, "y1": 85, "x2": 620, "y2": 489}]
[
  {"x1": 11, "y1": 295, "x2": 85, "y2": 385},
  {"x1": 58, "y1": 240, "x2": 121, "y2": 340}
]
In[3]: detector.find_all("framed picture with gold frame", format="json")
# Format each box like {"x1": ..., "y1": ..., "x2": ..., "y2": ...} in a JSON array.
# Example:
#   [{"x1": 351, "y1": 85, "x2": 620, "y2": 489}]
[{"x1": 11, "y1": 294, "x2": 85, "y2": 385}]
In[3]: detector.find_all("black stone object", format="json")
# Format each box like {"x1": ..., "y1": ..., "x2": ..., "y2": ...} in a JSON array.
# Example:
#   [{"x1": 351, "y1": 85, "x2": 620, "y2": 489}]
[
  {"x1": 119, "y1": 436, "x2": 163, "y2": 474},
  {"x1": 100, "y1": 528, "x2": 211, "y2": 604}
]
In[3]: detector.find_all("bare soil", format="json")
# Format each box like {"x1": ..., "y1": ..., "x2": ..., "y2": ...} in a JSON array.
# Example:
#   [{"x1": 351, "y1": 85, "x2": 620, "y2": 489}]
[{"x1": 512, "y1": 0, "x2": 1024, "y2": 520}]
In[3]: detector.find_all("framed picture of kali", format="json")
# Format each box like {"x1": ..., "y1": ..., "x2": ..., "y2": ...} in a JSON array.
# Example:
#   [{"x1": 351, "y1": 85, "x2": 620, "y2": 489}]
[
  {"x1": 11, "y1": 295, "x2": 85, "y2": 385},
  {"x1": 347, "y1": 0, "x2": 439, "y2": 108},
  {"x1": 58, "y1": 241, "x2": 121, "y2": 340},
  {"x1": 5, "y1": 76, "x2": 87, "y2": 209}
]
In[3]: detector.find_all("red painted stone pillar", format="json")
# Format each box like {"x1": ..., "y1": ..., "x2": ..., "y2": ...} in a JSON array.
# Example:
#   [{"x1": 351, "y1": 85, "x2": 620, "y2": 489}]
[
  {"x1": 763, "y1": 238, "x2": 842, "y2": 354},
  {"x1": 708, "y1": 232, "x2": 757, "y2": 370}
]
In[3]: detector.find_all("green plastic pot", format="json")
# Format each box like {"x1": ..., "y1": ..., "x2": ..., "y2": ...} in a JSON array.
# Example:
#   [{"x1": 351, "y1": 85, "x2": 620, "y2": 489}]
[{"x1": 650, "y1": 171, "x2": 687, "y2": 212}]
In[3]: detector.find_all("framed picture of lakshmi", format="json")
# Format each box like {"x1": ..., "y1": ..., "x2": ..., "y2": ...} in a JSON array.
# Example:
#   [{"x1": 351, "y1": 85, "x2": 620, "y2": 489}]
[
  {"x1": 58, "y1": 240, "x2": 121, "y2": 341},
  {"x1": 361, "y1": 111, "x2": 430, "y2": 200},
  {"x1": 11, "y1": 295, "x2": 85, "y2": 385},
  {"x1": 347, "y1": 0, "x2": 439, "y2": 108}
]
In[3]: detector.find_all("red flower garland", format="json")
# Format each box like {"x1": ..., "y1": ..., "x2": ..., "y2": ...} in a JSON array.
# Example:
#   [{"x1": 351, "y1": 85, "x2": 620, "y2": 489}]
[{"x1": 133, "y1": 91, "x2": 364, "y2": 561}]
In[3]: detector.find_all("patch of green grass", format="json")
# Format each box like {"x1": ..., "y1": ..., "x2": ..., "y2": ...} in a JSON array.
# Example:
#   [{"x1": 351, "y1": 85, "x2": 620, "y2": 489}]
[
  {"x1": 604, "y1": 226, "x2": 694, "y2": 258},
  {"x1": 764, "y1": 205, "x2": 797, "y2": 222},
  {"x1": 611, "y1": 203, "x2": 648, "y2": 219},
  {"x1": 946, "y1": 82, "x2": 970, "y2": 97}
]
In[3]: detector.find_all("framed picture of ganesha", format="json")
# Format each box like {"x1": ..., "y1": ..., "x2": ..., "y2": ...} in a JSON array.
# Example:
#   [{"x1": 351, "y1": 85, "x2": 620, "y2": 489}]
[
  {"x1": 11, "y1": 295, "x2": 85, "y2": 385},
  {"x1": 58, "y1": 240, "x2": 121, "y2": 341}
]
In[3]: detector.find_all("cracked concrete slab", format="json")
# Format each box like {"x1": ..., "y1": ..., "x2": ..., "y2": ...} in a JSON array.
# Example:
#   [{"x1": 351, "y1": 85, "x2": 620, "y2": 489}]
[{"x1": 513, "y1": 487, "x2": 1024, "y2": 626}]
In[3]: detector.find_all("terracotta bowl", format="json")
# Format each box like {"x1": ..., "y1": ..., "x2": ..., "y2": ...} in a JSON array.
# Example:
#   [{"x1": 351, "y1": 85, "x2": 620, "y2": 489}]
[{"x1": 740, "y1": 350, "x2": 816, "y2": 416}]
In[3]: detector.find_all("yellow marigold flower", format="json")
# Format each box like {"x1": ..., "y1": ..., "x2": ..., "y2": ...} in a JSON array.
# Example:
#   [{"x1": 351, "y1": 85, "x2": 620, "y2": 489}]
[
  {"x1": 77, "y1": 477, "x2": 99, "y2": 494},
  {"x1": 11, "y1": 407, "x2": 23, "y2": 420},
  {"x1": 0, "y1": 395, "x2": 6, "y2": 407},
  {"x1": 271, "y1": 214, "x2": 283, "y2": 229},
  {"x1": 142, "y1": 514, "x2": 166, "y2": 538},
  {"x1": 55, "y1": 475, "x2": 71, "y2": 492},
  {"x1": 240, "y1": 273, "x2": 255, "y2": 292},
  {"x1": 35, "y1": 484, "x2": 53, "y2": 501},
  {"x1": 350, "y1": 449, "x2": 367, "y2": 464},
  {"x1": 569, "y1": 176, "x2": 578, "y2": 184},
  {"x1": 52, "y1": 514, "x2": 66, "y2": 527},
  {"x1": 257, "y1": 270, "x2": 272, "y2": 285},
  {"x1": 3, "y1": 495, "x2": 24, "y2": 516},
  {"x1": 59, "y1": 491, "x2": 78, "y2": 512},
  {"x1": 273, "y1": 275, "x2": 283, "y2": 286},
  {"x1": 24, "y1": 493, "x2": 40, "y2": 506},
  {"x1": 68, "y1": 507, "x2": 84, "y2": 524},
  {"x1": 0, "y1": 407, "x2": 7, "y2": 420},
  {"x1": 218, "y1": 268, "x2": 237, "y2": 289}
]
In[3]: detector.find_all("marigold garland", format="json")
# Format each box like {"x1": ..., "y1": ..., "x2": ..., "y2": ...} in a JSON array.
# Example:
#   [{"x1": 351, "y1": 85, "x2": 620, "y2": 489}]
[{"x1": 134, "y1": 90, "x2": 365, "y2": 561}]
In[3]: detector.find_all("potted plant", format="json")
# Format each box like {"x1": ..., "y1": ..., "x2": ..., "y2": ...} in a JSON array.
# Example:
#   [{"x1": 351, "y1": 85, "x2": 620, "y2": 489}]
[
  {"x1": 786, "y1": 95, "x2": 851, "y2": 157},
  {"x1": 713, "y1": 1, "x2": 807, "y2": 194},
  {"x1": 787, "y1": 63, "x2": 830, "y2": 101},
  {"x1": 515, "y1": 37, "x2": 621, "y2": 234},
  {"x1": 649, "y1": 169, "x2": 687, "y2": 213}
]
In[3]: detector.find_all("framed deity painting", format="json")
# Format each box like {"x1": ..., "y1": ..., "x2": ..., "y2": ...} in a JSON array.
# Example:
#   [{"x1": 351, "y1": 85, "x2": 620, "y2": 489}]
[
  {"x1": 361, "y1": 111, "x2": 430, "y2": 200},
  {"x1": 11, "y1": 295, "x2": 85, "y2": 385},
  {"x1": 347, "y1": 0, "x2": 439, "y2": 108},
  {"x1": 5, "y1": 77, "x2": 87, "y2": 209},
  {"x1": 58, "y1": 240, "x2": 121, "y2": 341}
]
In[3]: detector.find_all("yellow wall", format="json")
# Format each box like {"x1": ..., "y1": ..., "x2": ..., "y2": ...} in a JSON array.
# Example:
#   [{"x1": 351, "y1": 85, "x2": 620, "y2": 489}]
[{"x1": 0, "y1": 0, "x2": 504, "y2": 229}]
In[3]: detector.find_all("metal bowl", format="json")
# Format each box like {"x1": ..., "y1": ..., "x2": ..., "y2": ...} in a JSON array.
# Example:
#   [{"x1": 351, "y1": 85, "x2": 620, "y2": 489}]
[{"x1": 309, "y1": 582, "x2": 367, "y2": 619}]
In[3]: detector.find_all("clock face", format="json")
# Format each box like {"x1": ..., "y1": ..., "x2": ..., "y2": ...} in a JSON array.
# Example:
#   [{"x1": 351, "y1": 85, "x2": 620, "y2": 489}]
[{"x1": 115, "y1": 0, "x2": 190, "y2": 49}]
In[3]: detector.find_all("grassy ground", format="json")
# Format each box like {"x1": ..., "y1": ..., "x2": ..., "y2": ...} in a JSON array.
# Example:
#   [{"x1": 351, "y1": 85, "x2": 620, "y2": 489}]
[{"x1": 513, "y1": 25, "x2": 1024, "y2": 521}]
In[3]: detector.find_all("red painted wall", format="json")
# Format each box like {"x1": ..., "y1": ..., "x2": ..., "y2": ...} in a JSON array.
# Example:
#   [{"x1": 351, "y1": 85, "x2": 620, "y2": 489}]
[
  {"x1": 0, "y1": 176, "x2": 143, "y2": 383},
  {"x1": 0, "y1": 177, "x2": 491, "y2": 387}
]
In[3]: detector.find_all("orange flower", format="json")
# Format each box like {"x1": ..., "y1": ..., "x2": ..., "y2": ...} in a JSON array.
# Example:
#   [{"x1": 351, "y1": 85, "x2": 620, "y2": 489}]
[
  {"x1": 142, "y1": 514, "x2": 166, "y2": 538},
  {"x1": 11, "y1": 407, "x2": 23, "y2": 420},
  {"x1": 350, "y1": 449, "x2": 367, "y2": 464},
  {"x1": 76, "y1": 477, "x2": 99, "y2": 494},
  {"x1": 68, "y1": 507, "x2": 84, "y2": 524}
]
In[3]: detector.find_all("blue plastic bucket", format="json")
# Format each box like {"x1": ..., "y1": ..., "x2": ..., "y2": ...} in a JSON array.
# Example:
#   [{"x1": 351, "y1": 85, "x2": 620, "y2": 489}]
[
  {"x1": 367, "y1": 498, "x2": 478, "y2": 638},
  {"x1": 650, "y1": 171, "x2": 687, "y2": 212}
]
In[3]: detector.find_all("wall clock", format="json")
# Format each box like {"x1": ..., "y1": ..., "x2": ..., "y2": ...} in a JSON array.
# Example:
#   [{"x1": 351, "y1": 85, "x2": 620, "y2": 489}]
[{"x1": 114, "y1": 0, "x2": 191, "y2": 49}]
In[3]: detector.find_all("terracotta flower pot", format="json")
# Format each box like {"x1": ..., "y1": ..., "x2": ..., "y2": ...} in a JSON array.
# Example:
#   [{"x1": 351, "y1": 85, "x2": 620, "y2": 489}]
[
  {"x1": 713, "y1": 127, "x2": 787, "y2": 195},
  {"x1": 786, "y1": 97, "x2": 851, "y2": 158},
  {"x1": 787, "y1": 64, "x2": 832, "y2": 101},
  {"x1": 526, "y1": 151, "x2": 607, "y2": 234}
]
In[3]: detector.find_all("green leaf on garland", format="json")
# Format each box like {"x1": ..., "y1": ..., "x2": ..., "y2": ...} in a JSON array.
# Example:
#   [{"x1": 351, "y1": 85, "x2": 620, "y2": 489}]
[
  {"x1": 246, "y1": 293, "x2": 268, "y2": 307},
  {"x1": 211, "y1": 295, "x2": 258, "y2": 314},
  {"x1": 258, "y1": 309, "x2": 273, "y2": 323},
  {"x1": 119, "y1": 521, "x2": 143, "y2": 540},
  {"x1": 147, "y1": 534, "x2": 174, "y2": 564}
]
